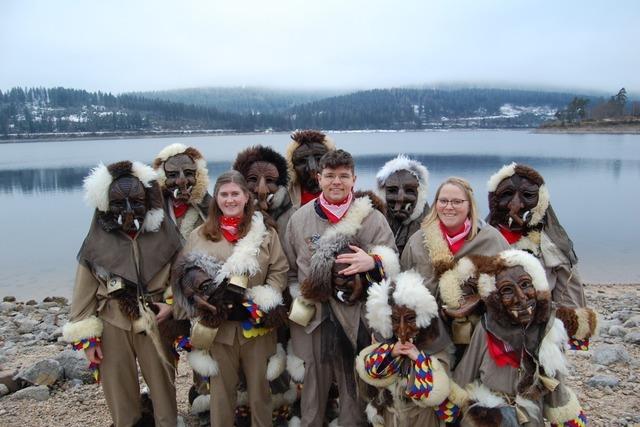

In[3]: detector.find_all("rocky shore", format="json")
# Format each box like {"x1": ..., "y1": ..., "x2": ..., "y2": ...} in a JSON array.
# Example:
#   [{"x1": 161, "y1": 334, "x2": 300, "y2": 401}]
[{"x1": 1, "y1": 284, "x2": 639, "y2": 426}]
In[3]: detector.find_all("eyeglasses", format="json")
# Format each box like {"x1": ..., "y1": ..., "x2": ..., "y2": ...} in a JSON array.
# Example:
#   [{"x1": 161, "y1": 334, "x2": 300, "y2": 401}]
[
  {"x1": 321, "y1": 173, "x2": 353, "y2": 182},
  {"x1": 437, "y1": 198, "x2": 468, "y2": 208}
]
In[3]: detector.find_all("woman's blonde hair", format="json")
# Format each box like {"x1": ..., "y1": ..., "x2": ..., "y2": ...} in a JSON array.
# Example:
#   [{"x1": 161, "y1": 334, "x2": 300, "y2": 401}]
[{"x1": 422, "y1": 176, "x2": 479, "y2": 240}]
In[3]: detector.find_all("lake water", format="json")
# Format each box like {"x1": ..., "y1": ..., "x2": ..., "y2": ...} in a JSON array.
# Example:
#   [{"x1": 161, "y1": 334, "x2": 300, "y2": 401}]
[{"x1": 1, "y1": 130, "x2": 639, "y2": 300}]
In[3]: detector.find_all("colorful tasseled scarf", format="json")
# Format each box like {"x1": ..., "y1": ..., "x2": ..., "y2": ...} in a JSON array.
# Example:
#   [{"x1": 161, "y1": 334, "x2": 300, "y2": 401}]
[
  {"x1": 439, "y1": 218, "x2": 471, "y2": 254},
  {"x1": 318, "y1": 192, "x2": 353, "y2": 224},
  {"x1": 486, "y1": 331, "x2": 521, "y2": 368},
  {"x1": 499, "y1": 225, "x2": 523, "y2": 245},
  {"x1": 220, "y1": 216, "x2": 241, "y2": 243}
]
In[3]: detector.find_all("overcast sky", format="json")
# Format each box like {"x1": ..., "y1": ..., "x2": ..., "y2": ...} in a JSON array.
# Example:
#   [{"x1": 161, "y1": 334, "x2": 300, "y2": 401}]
[{"x1": 1, "y1": 1, "x2": 638, "y2": 95}]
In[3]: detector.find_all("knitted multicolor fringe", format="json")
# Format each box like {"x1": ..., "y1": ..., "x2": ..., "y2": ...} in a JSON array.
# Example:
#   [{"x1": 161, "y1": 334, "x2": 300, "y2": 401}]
[
  {"x1": 568, "y1": 337, "x2": 589, "y2": 351},
  {"x1": 364, "y1": 343, "x2": 402, "y2": 379},
  {"x1": 172, "y1": 335, "x2": 192, "y2": 361},
  {"x1": 406, "y1": 352, "x2": 434, "y2": 400},
  {"x1": 365, "y1": 254, "x2": 386, "y2": 284},
  {"x1": 71, "y1": 337, "x2": 101, "y2": 383},
  {"x1": 435, "y1": 397, "x2": 461, "y2": 423},
  {"x1": 550, "y1": 410, "x2": 587, "y2": 427},
  {"x1": 241, "y1": 299, "x2": 271, "y2": 338}
]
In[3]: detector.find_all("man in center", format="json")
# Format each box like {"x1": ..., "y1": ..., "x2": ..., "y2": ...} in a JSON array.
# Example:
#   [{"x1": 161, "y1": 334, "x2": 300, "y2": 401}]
[{"x1": 285, "y1": 149, "x2": 400, "y2": 426}]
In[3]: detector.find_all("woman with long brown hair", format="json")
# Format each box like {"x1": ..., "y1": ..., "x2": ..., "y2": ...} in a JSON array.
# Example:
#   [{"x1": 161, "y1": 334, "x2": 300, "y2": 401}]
[{"x1": 176, "y1": 170, "x2": 289, "y2": 427}]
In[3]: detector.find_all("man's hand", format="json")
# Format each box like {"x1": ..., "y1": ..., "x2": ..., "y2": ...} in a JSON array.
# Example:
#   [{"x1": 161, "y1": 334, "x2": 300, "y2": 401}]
[
  {"x1": 393, "y1": 341, "x2": 421, "y2": 361},
  {"x1": 336, "y1": 245, "x2": 375, "y2": 276},
  {"x1": 153, "y1": 302, "x2": 173, "y2": 324},
  {"x1": 85, "y1": 342, "x2": 103, "y2": 364}
]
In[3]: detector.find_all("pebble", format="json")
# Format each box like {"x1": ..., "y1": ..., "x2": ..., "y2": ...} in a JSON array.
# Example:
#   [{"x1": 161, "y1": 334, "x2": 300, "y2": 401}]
[
  {"x1": 15, "y1": 359, "x2": 63, "y2": 386},
  {"x1": 0, "y1": 384, "x2": 9, "y2": 396},
  {"x1": 591, "y1": 344, "x2": 630, "y2": 366},
  {"x1": 11, "y1": 385, "x2": 50, "y2": 401},
  {"x1": 624, "y1": 331, "x2": 640, "y2": 345},
  {"x1": 586, "y1": 374, "x2": 620, "y2": 387}
]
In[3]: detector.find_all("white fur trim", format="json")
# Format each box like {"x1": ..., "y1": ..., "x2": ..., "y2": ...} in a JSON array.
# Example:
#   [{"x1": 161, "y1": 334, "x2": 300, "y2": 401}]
[
  {"x1": 544, "y1": 388, "x2": 583, "y2": 424},
  {"x1": 155, "y1": 143, "x2": 189, "y2": 163},
  {"x1": 512, "y1": 232, "x2": 541, "y2": 256},
  {"x1": 477, "y1": 273, "x2": 497, "y2": 299},
  {"x1": 266, "y1": 343, "x2": 287, "y2": 381},
  {"x1": 376, "y1": 154, "x2": 430, "y2": 223},
  {"x1": 422, "y1": 219, "x2": 454, "y2": 272},
  {"x1": 216, "y1": 212, "x2": 268, "y2": 282},
  {"x1": 392, "y1": 270, "x2": 438, "y2": 329},
  {"x1": 366, "y1": 279, "x2": 394, "y2": 339},
  {"x1": 286, "y1": 340, "x2": 305, "y2": 382},
  {"x1": 499, "y1": 249, "x2": 549, "y2": 292},
  {"x1": 365, "y1": 403, "x2": 384, "y2": 427},
  {"x1": 448, "y1": 380, "x2": 469, "y2": 407},
  {"x1": 83, "y1": 161, "x2": 158, "y2": 212},
  {"x1": 131, "y1": 161, "x2": 158, "y2": 188},
  {"x1": 178, "y1": 206, "x2": 201, "y2": 239},
  {"x1": 466, "y1": 382, "x2": 506, "y2": 408},
  {"x1": 143, "y1": 207, "x2": 164, "y2": 232},
  {"x1": 515, "y1": 395, "x2": 541, "y2": 421},
  {"x1": 284, "y1": 382, "x2": 298, "y2": 404},
  {"x1": 322, "y1": 196, "x2": 373, "y2": 242},
  {"x1": 487, "y1": 162, "x2": 517, "y2": 192},
  {"x1": 328, "y1": 418, "x2": 340, "y2": 427},
  {"x1": 369, "y1": 245, "x2": 400, "y2": 280},
  {"x1": 355, "y1": 343, "x2": 398, "y2": 388},
  {"x1": 247, "y1": 284, "x2": 283, "y2": 313},
  {"x1": 529, "y1": 184, "x2": 550, "y2": 226},
  {"x1": 62, "y1": 316, "x2": 103, "y2": 342},
  {"x1": 188, "y1": 349, "x2": 219, "y2": 378},
  {"x1": 288, "y1": 416, "x2": 301, "y2": 427},
  {"x1": 83, "y1": 163, "x2": 112, "y2": 212},
  {"x1": 190, "y1": 394, "x2": 210, "y2": 415},
  {"x1": 539, "y1": 318, "x2": 569, "y2": 377},
  {"x1": 439, "y1": 257, "x2": 477, "y2": 309}
]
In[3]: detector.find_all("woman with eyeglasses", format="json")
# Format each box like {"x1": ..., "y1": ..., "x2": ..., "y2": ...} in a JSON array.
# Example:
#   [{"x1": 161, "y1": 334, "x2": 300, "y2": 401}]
[{"x1": 400, "y1": 177, "x2": 509, "y2": 368}]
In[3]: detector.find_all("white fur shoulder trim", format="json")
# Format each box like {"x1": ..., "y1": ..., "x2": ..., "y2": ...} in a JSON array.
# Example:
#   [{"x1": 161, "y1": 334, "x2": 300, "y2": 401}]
[
  {"x1": 216, "y1": 212, "x2": 268, "y2": 281},
  {"x1": 131, "y1": 161, "x2": 158, "y2": 188},
  {"x1": 188, "y1": 349, "x2": 219, "y2": 378},
  {"x1": 156, "y1": 143, "x2": 188, "y2": 162},
  {"x1": 62, "y1": 316, "x2": 103, "y2": 342},
  {"x1": 322, "y1": 196, "x2": 373, "y2": 241},
  {"x1": 83, "y1": 163, "x2": 112, "y2": 212},
  {"x1": 539, "y1": 318, "x2": 569, "y2": 377}
]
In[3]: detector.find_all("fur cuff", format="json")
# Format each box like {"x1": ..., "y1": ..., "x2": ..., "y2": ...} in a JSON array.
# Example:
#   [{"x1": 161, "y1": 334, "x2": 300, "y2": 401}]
[
  {"x1": 556, "y1": 306, "x2": 597, "y2": 341},
  {"x1": 286, "y1": 340, "x2": 305, "y2": 382},
  {"x1": 466, "y1": 382, "x2": 506, "y2": 408},
  {"x1": 448, "y1": 380, "x2": 470, "y2": 408},
  {"x1": 246, "y1": 284, "x2": 283, "y2": 313},
  {"x1": 544, "y1": 388, "x2": 584, "y2": 425},
  {"x1": 62, "y1": 316, "x2": 103, "y2": 343},
  {"x1": 188, "y1": 349, "x2": 219, "y2": 378},
  {"x1": 266, "y1": 343, "x2": 286, "y2": 381},
  {"x1": 369, "y1": 245, "x2": 400, "y2": 280},
  {"x1": 191, "y1": 394, "x2": 210, "y2": 415},
  {"x1": 355, "y1": 343, "x2": 398, "y2": 388}
]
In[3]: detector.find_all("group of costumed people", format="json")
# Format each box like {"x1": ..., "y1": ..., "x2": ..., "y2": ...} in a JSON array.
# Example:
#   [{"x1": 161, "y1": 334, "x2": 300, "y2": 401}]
[{"x1": 62, "y1": 129, "x2": 597, "y2": 427}]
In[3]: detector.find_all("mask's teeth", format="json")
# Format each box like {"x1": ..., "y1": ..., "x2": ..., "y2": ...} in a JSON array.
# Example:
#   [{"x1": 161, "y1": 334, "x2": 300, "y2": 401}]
[
  {"x1": 508, "y1": 217, "x2": 513, "y2": 227},
  {"x1": 336, "y1": 291, "x2": 345, "y2": 302},
  {"x1": 267, "y1": 193, "x2": 274, "y2": 203},
  {"x1": 527, "y1": 307, "x2": 533, "y2": 315},
  {"x1": 117, "y1": 215, "x2": 123, "y2": 225},
  {"x1": 173, "y1": 188, "x2": 179, "y2": 199},
  {"x1": 511, "y1": 310, "x2": 519, "y2": 318},
  {"x1": 523, "y1": 211, "x2": 530, "y2": 222},
  {"x1": 187, "y1": 185, "x2": 193, "y2": 192},
  {"x1": 404, "y1": 203, "x2": 412, "y2": 211},
  {"x1": 133, "y1": 219, "x2": 140, "y2": 230}
]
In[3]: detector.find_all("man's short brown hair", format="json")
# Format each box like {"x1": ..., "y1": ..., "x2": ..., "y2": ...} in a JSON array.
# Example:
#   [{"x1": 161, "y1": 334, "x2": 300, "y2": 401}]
[{"x1": 319, "y1": 149, "x2": 355, "y2": 174}]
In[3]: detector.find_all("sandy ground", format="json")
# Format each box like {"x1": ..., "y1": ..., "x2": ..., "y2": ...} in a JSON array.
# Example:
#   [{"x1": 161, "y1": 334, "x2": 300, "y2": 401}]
[{"x1": 0, "y1": 283, "x2": 639, "y2": 427}]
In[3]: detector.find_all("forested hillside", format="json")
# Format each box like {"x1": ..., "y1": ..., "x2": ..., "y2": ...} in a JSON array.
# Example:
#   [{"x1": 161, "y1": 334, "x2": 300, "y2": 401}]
[{"x1": 1, "y1": 86, "x2": 599, "y2": 139}]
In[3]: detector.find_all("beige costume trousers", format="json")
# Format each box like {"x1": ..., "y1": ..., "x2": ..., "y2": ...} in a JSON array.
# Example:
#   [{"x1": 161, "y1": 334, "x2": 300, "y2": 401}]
[
  {"x1": 209, "y1": 327, "x2": 276, "y2": 427},
  {"x1": 100, "y1": 321, "x2": 177, "y2": 427},
  {"x1": 291, "y1": 323, "x2": 367, "y2": 427}
]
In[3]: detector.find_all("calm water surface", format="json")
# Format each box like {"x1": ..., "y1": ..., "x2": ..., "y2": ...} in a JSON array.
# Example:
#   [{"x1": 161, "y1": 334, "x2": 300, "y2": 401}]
[{"x1": 1, "y1": 130, "x2": 639, "y2": 299}]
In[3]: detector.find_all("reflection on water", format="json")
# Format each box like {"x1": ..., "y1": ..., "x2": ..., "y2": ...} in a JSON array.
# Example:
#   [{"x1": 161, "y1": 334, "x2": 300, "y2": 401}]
[
  {"x1": 1, "y1": 155, "x2": 637, "y2": 194},
  {"x1": 1, "y1": 131, "x2": 639, "y2": 299}
]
